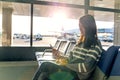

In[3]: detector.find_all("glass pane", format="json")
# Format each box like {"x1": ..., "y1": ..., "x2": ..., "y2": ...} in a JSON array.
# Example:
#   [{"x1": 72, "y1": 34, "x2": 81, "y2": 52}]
[
  {"x1": 89, "y1": 11, "x2": 114, "y2": 50},
  {"x1": 37, "y1": 0, "x2": 84, "y2": 5},
  {"x1": 33, "y1": 4, "x2": 84, "y2": 46},
  {"x1": 90, "y1": 0, "x2": 115, "y2": 9},
  {"x1": 12, "y1": 2, "x2": 31, "y2": 46}
]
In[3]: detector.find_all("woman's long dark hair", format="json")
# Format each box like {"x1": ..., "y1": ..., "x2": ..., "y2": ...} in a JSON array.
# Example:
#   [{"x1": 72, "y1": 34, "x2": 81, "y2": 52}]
[{"x1": 79, "y1": 14, "x2": 98, "y2": 48}]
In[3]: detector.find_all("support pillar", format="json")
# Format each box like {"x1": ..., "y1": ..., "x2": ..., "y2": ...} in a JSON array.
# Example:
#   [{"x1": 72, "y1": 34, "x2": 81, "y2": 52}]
[
  {"x1": 114, "y1": 0, "x2": 120, "y2": 45},
  {"x1": 2, "y1": 7, "x2": 13, "y2": 46}
]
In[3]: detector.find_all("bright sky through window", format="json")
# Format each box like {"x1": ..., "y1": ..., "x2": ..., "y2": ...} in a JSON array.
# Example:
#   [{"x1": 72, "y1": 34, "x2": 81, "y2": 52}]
[{"x1": 0, "y1": 14, "x2": 113, "y2": 35}]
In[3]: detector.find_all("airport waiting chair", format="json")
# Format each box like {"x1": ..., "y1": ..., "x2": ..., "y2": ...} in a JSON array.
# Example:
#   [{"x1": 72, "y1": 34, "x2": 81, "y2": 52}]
[
  {"x1": 57, "y1": 40, "x2": 73, "y2": 56},
  {"x1": 41, "y1": 39, "x2": 70, "y2": 57},
  {"x1": 42, "y1": 39, "x2": 62, "y2": 53},
  {"x1": 64, "y1": 41, "x2": 76, "y2": 57},
  {"x1": 35, "y1": 39, "x2": 70, "y2": 65},
  {"x1": 35, "y1": 39, "x2": 62, "y2": 63},
  {"x1": 92, "y1": 46, "x2": 119, "y2": 80},
  {"x1": 108, "y1": 47, "x2": 120, "y2": 80}
]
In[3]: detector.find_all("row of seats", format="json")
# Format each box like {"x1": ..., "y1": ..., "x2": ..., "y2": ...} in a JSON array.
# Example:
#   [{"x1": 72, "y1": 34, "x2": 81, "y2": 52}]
[
  {"x1": 35, "y1": 39, "x2": 76, "y2": 65},
  {"x1": 44, "y1": 39, "x2": 76, "y2": 56},
  {"x1": 92, "y1": 46, "x2": 120, "y2": 80}
]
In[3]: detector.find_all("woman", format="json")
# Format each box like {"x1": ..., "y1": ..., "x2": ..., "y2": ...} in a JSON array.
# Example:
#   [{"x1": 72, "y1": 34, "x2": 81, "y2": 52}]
[{"x1": 32, "y1": 14, "x2": 103, "y2": 80}]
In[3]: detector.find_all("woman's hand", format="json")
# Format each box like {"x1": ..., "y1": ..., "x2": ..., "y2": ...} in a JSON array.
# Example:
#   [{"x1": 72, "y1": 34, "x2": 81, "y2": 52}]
[
  {"x1": 52, "y1": 48, "x2": 68, "y2": 65},
  {"x1": 52, "y1": 48, "x2": 61, "y2": 59},
  {"x1": 56, "y1": 57, "x2": 68, "y2": 65}
]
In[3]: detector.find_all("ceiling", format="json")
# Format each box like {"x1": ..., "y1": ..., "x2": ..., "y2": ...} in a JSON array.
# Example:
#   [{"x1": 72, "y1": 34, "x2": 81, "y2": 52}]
[{"x1": 0, "y1": 0, "x2": 119, "y2": 22}]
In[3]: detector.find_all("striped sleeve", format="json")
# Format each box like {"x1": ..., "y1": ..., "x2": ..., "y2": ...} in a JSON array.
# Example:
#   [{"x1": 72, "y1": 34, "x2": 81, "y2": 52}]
[
  {"x1": 66, "y1": 45, "x2": 102, "y2": 73},
  {"x1": 77, "y1": 45, "x2": 103, "y2": 73}
]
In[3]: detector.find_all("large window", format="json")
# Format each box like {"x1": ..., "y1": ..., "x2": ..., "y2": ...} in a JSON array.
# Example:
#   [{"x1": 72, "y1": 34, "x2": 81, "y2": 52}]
[
  {"x1": 12, "y1": 2, "x2": 31, "y2": 46},
  {"x1": 33, "y1": 4, "x2": 84, "y2": 46},
  {"x1": 0, "y1": 0, "x2": 120, "y2": 47},
  {"x1": 12, "y1": 15, "x2": 31, "y2": 46}
]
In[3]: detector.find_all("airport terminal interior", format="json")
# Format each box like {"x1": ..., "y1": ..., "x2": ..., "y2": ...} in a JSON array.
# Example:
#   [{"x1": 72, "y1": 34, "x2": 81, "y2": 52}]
[{"x1": 0, "y1": 0, "x2": 120, "y2": 80}]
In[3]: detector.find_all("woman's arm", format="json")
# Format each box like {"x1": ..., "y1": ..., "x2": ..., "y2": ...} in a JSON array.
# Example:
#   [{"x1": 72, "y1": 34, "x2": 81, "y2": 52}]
[{"x1": 65, "y1": 45, "x2": 103, "y2": 73}]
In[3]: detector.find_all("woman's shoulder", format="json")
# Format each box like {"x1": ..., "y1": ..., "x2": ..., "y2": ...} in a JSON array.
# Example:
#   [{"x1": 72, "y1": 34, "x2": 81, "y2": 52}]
[{"x1": 90, "y1": 43, "x2": 103, "y2": 53}]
